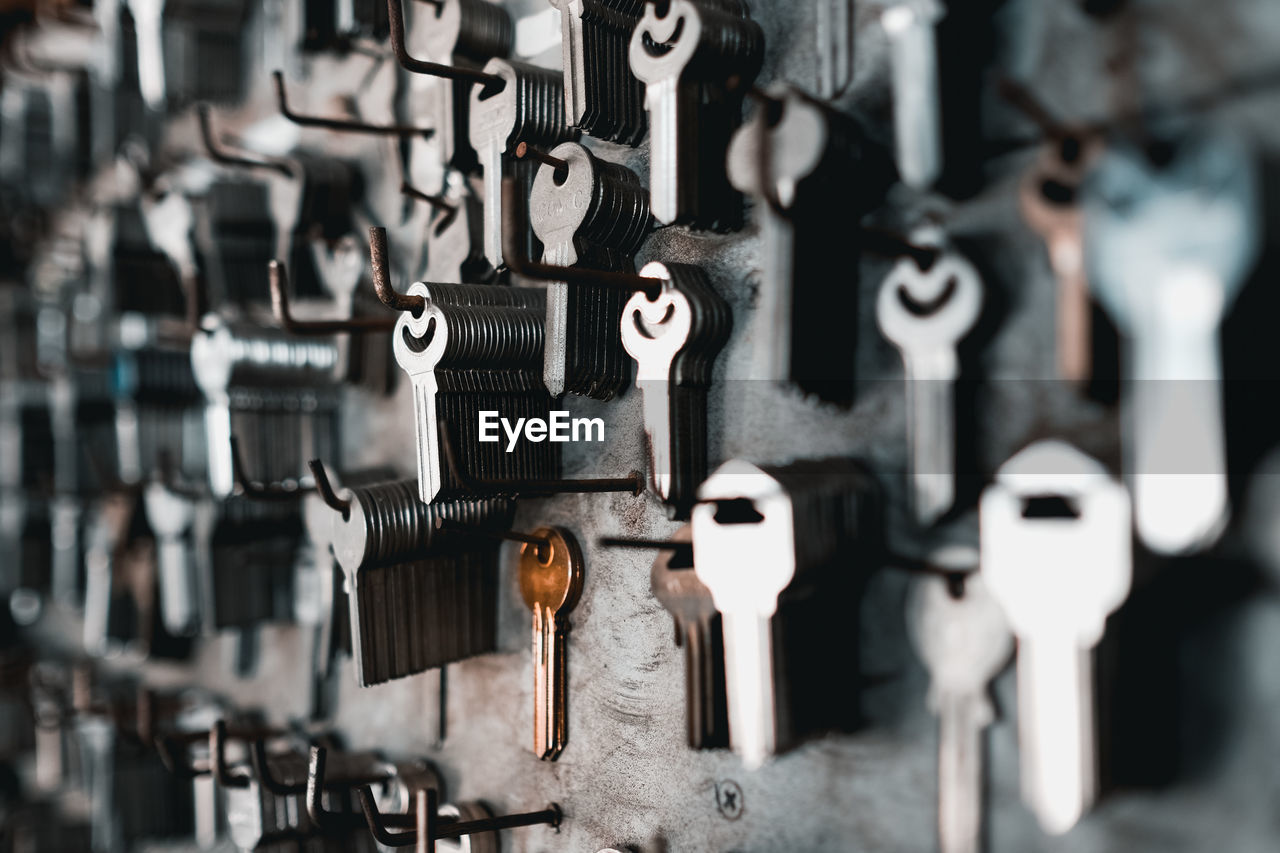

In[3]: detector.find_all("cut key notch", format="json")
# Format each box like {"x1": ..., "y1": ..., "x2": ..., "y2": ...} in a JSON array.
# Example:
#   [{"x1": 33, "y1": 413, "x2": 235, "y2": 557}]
[
  {"x1": 269, "y1": 259, "x2": 397, "y2": 335},
  {"x1": 500, "y1": 177, "x2": 664, "y2": 299}
]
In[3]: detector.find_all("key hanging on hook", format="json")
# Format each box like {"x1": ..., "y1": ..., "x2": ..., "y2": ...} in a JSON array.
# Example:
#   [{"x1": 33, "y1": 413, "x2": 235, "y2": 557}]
[
  {"x1": 500, "y1": 177, "x2": 663, "y2": 300},
  {"x1": 386, "y1": 0, "x2": 507, "y2": 91}
]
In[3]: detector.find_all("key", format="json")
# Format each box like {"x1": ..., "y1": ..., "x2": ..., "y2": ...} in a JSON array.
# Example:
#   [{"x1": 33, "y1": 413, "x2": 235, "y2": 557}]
[
  {"x1": 390, "y1": 281, "x2": 551, "y2": 504},
  {"x1": 411, "y1": 0, "x2": 514, "y2": 171},
  {"x1": 143, "y1": 480, "x2": 200, "y2": 636},
  {"x1": 468, "y1": 59, "x2": 577, "y2": 268},
  {"x1": 907, "y1": 567, "x2": 1013, "y2": 853},
  {"x1": 691, "y1": 462, "x2": 795, "y2": 769},
  {"x1": 190, "y1": 316, "x2": 342, "y2": 497},
  {"x1": 1020, "y1": 134, "x2": 1103, "y2": 383},
  {"x1": 726, "y1": 85, "x2": 892, "y2": 403},
  {"x1": 519, "y1": 526, "x2": 584, "y2": 760},
  {"x1": 621, "y1": 261, "x2": 731, "y2": 518},
  {"x1": 1082, "y1": 131, "x2": 1260, "y2": 554},
  {"x1": 876, "y1": 237, "x2": 982, "y2": 526},
  {"x1": 881, "y1": 0, "x2": 945, "y2": 188},
  {"x1": 694, "y1": 458, "x2": 878, "y2": 768},
  {"x1": 629, "y1": 0, "x2": 764, "y2": 228},
  {"x1": 127, "y1": 0, "x2": 167, "y2": 110},
  {"x1": 981, "y1": 439, "x2": 1131, "y2": 835},
  {"x1": 329, "y1": 476, "x2": 513, "y2": 686},
  {"x1": 552, "y1": 0, "x2": 647, "y2": 144},
  {"x1": 817, "y1": 0, "x2": 856, "y2": 99},
  {"x1": 649, "y1": 524, "x2": 728, "y2": 748},
  {"x1": 529, "y1": 141, "x2": 650, "y2": 400}
]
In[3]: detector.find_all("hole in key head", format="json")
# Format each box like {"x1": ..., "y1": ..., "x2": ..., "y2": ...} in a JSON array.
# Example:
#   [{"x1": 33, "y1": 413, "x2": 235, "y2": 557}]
[
  {"x1": 712, "y1": 499, "x2": 765, "y2": 525},
  {"x1": 1020, "y1": 495, "x2": 1081, "y2": 519},
  {"x1": 667, "y1": 544, "x2": 695, "y2": 570},
  {"x1": 1040, "y1": 177, "x2": 1076, "y2": 206},
  {"x1": 401, "y1": 316, "x2": 437, "y2": 353},
  {"x1": 896, "y1": 276, "x2": 957, "y2": 317},
  {"x1": 631, "y1": 303, "x2": 675, "y2": 339},
  {"x1": 641, "y1": 13, "x2": 684, "y2": 57}
]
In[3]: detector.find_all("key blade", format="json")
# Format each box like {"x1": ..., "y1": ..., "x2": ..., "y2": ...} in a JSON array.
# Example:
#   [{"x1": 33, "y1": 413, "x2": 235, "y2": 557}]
[{"x1": 720, "y1": 611, "x2": 774, "y2": 770}]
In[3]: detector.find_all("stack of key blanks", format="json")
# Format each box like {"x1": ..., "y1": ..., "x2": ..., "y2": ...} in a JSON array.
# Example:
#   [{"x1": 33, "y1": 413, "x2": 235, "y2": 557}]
[
  {"x1": 552, "y1": 0, "x2": 648, "y2": 145},
  {"x1": 328, "y1": 476, "x2": 515, "y2": 687},
  {"x1": 692, "y1": 458, "x2": 881, "y2": 767},
  {"x1": 621, "y1": 261, "x2": 732, "y2": 518},
  {"x1": 529, "y1": 141, "x2": 651, "y2": 400},
  {"x1": 391, "y1": 281, "x2": 556, "y2": 503}
]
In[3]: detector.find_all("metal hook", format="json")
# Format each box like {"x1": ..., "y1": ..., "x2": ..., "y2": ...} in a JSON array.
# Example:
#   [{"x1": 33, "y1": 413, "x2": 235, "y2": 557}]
[
  {"x1": 401, "y1": 181, "x2": 458, "y2": 214},
  {"x1": 413, "y1": 787, "x2": 561, "y2": 852},
  {"x1": 356, "y1": 786, "x2": 420, "y2": 846},
  {"x1": 269, "y1": 259, "x2": 396, "y2": 334},
  {"x1": 250, "y1": 739, "x2": 308, "y2": 796},
  {"x1": 499, "y1": 178, "x2": 663, "y2": 299},
  {"x1": 438, "y1": 418, "x2": 644, "y2": 497},
  {"x1": 368, "y1": 226, "x2": 428, "y2": 316},
  {"x1": 157, "y1": 447, "x2": 205, "y2": 500},
  {"x1": 513, "y1": 142, "x2": 568, "y2": 182},
  {"x1": 308, "y1": 459, "x2": 352, "y2": 520},
  {"x1": 156, "y1": 732, "x2": 211, "y2": 778},
  {"x1": 273, "y1": 71, "x2": 435, "y2": 139},
  {"x1": 307, "y1": 746, "x2": 377, "y2": 834},
  {"x1": 433, "y1": 517, "x2": 552, "y2": 559},
  {"x1": 228, "y1": 435, "x2": 314, "y2": 501},
  {"x1": 197, "y1": 104, "x2": 295, "y2": 178},
  {"x1": 210, "y1": 720, "x2": 251, "y2": 789},
  {"x1": 597, "y1": 537, "x2": 691, "y2": 552},
  {"x1": 386, "y1": 0, "x2": 507, "y2": 90}
]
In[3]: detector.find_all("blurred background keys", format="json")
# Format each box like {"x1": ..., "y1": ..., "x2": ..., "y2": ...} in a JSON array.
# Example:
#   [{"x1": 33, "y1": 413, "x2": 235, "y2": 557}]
[{"x1": 649, "y1": 524, "x2": 728, "y2": 749}]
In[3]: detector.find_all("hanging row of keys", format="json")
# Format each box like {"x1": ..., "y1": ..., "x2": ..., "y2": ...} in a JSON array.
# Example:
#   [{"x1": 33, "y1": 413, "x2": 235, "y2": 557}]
[{"x1": 2, "y1": 2, "x2": 1277, "y2": 853}]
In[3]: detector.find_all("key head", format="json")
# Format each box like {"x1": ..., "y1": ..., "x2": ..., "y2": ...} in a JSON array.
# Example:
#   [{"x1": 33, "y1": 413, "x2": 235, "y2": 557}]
[
  {"x1": 907, "y1": 566, "x2": 1012, "y2": 716},
  {"x1": 876, "y1": 245, "x2": 983, "y2": 356},
  {"x1": 725, "y1": 85, "x2": 831, "y2": 209},
  {"x1": 882, "y1": 0, "x2": 946, "y2": 34},
  {"x1": 621, "y1": 262, "x2": 693, "y2": 381},
  {"x1": 629, "y1": 0, "x2": 703, "y2": 85},
  {"x1": 980, "y1": 440, "x2": 1132, "y2": 645},
  {"x1": 1082, "y1": 131, "x2": 1260, "y2": 333},
  {"x1": 692, "y1": 460, "x2": 798, "y2": 619},
  {"x1": 310, "y1": 234, "x2": 364, "y2": 303},
  {"x1": 468, "y1": 60, "x2": 518, "y2": 154},
  {"x1": 143, "y1": 481, "x2": 195, "y2": 538},
  {"x1": 649, "y1": 525, "x2": 714, "y2": 627},
  {"x1": 419, "y1": 0, "x2": 466, "y2": 60},
  {"x1": 1019, "y1": 135, "x2": 1101, "y2": 244},
  {"x1": 529, "y1": 142, "x2": 596, "y2": 264},
  {"x1": 519, "y1": 527, "x2": 585, "y2": 617},
  {"x1": 392, "y1": 283, "x2": 447, "y2": 378}
]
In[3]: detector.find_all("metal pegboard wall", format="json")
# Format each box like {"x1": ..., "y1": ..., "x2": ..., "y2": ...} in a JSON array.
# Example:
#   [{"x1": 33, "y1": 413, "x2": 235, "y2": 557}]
[{"x1": 8, "y1": 0, "x2": 1280, "y2": 851}]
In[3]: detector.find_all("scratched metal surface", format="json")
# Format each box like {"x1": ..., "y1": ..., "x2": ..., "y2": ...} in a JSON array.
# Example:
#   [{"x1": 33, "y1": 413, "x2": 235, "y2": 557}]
[{"x1": 108, "y1": 1, "x2": 1280, "y2": 851}]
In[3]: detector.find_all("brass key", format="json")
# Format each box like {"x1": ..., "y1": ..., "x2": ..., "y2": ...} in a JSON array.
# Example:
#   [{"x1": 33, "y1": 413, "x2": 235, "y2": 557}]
[{"x1": 518, "y1": 526, "x2": 584, "y2": 761}]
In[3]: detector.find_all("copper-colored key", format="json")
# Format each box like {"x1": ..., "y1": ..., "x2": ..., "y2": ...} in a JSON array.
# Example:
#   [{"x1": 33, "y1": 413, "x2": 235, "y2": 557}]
[
  {"x1": 1019, "y1": 134, "x2": 1102, "y2": 384},
  {"x1": 519, "y1": 527, "x2": 584, "y2": 760}
]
